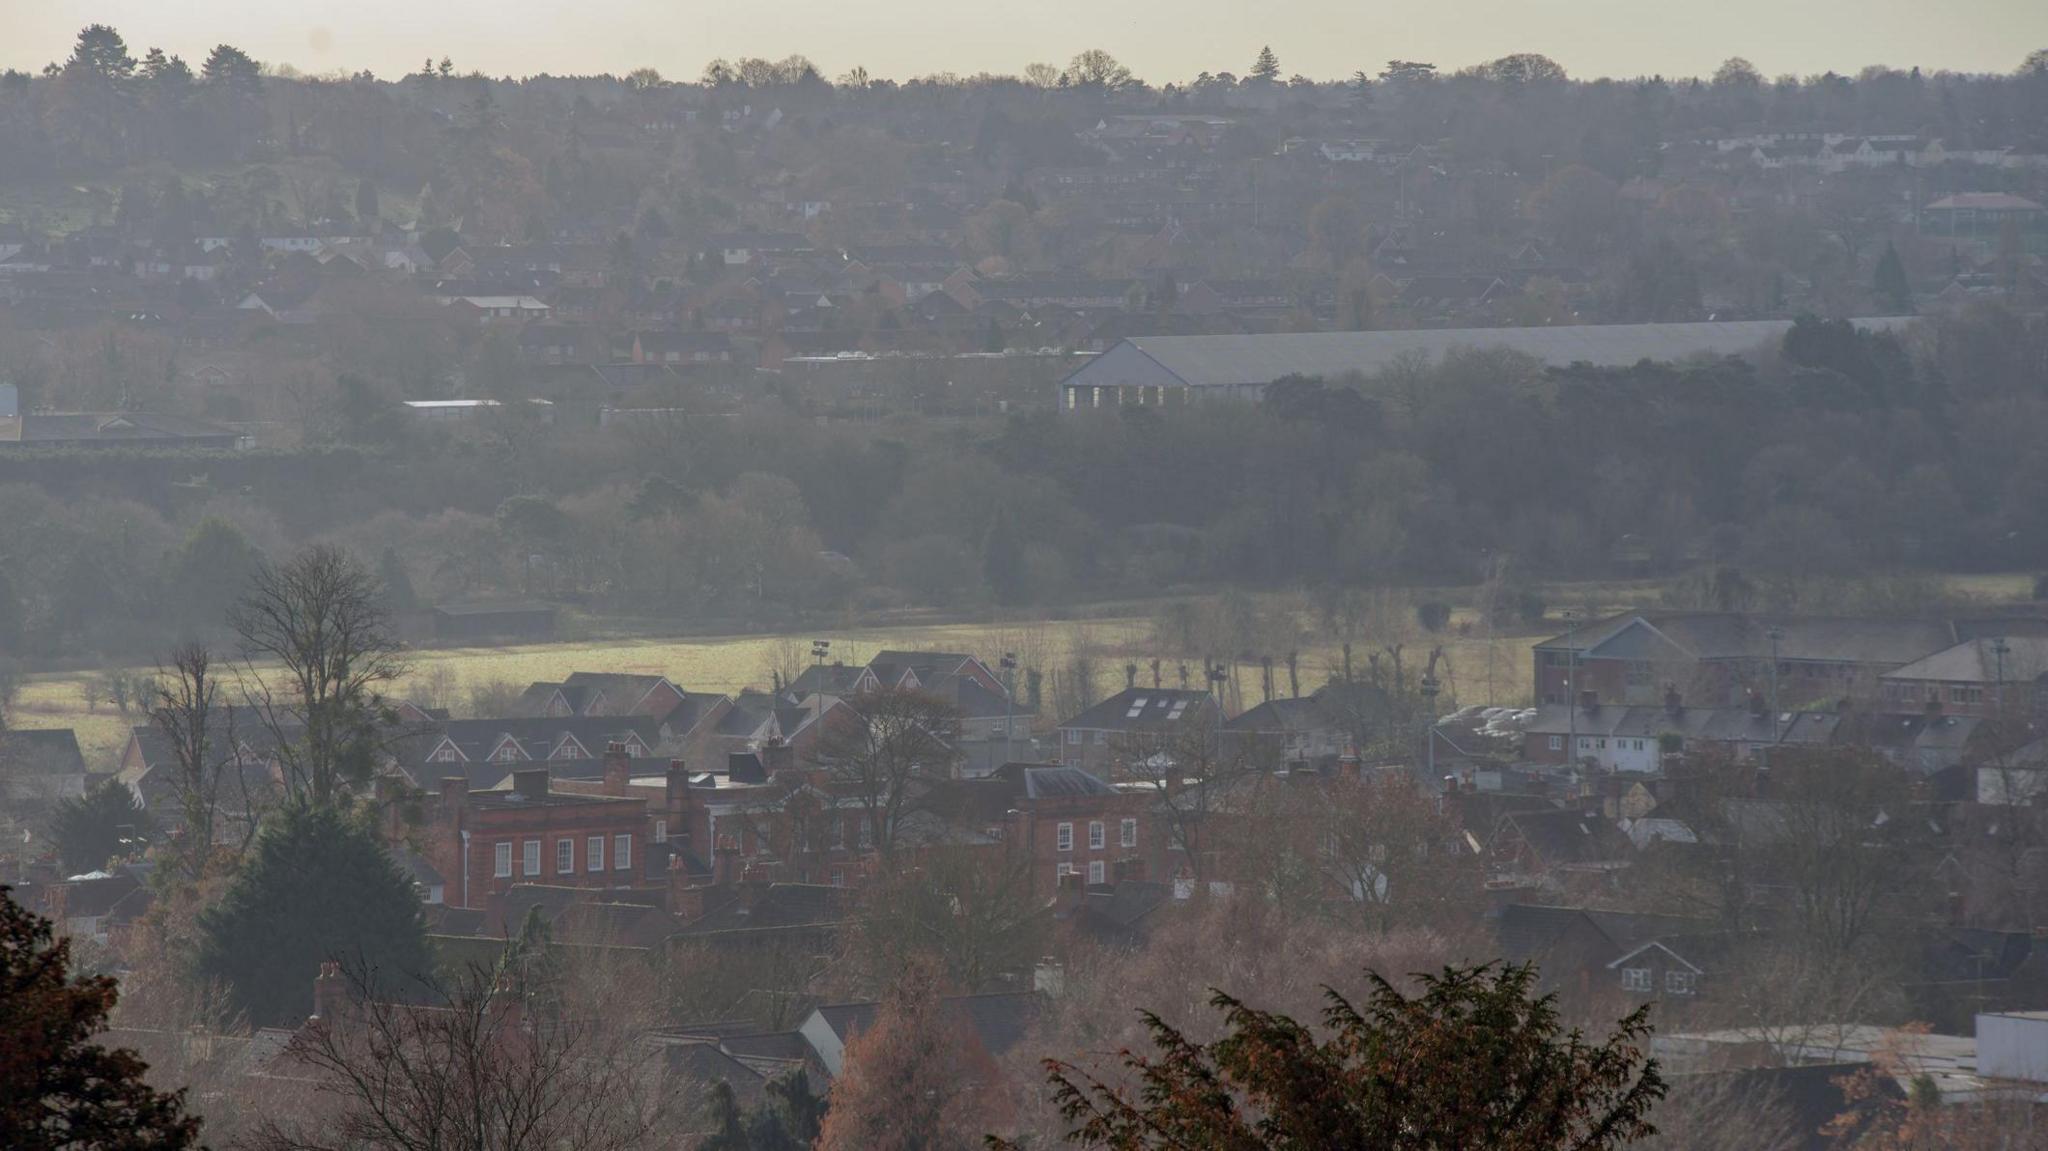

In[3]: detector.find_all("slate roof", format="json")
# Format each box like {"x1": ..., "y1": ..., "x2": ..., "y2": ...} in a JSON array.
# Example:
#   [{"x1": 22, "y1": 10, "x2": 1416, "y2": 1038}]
[
  {"x1": 1225, "y1": 697, "x2": 1339, "y2": 734},
  {"x1": 673, "y1": 884, "x2": 851, "y2": 937},
  {"x1": 1925, "y1": 193, "x2": 2043, "y2": 212},
  {"x1": 1494, "y1": 903, "x2": 1713, "y2": 962},
  {"x1": 1073, "y1": 880, "x2": 1172, "y2": 944},
  {"x1": 496, "y1": 885, "x2": 678, "y2": 949},
  {"x1": 1059, "y1": 688, "x2": 1216, "y2": 734},
  {"x1": 393, "y1": 715, "x2": 662, "y2": 773},
  {"x1": 664, "y1": 1041, "x2": 769, "y2": 1103},
  {"x1": 809, "y1": 992, "x2": 1039, "y2": 1062},
  {"x1": 1535, "y1": 611, "x2": 1960, "y2": 667},
  {"x1": 0, "y1": 729, "x2": 87, "y2": 776},
  {"x1": 1520, "y1": 703, "x2": 1840, "y2": 746},
  {"x1": 1498, "y1": 809, "x2": 1632, "y2": 867},
  {"x1": 1083, "y1": 319, "x2": 1914, "y2": 390},
  {"x1": 1012, "y1": 764, "x2": 1118, "y2": 799},
  {"x1": 1881, "y1": 636, "x2": 2048, "y2": 684},
  {"x1": 15, "y1": 411, "x2": 242, "y2": 445}
]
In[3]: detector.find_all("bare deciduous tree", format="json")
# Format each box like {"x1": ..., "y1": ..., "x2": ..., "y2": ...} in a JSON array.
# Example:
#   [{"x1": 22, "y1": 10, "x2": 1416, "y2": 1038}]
[
  {"x1": 807, "y1": 687, "x2": 961, "y2": 864},
  {"x1": 230, "y1": 544, "x2": 409, "y2": 807},
  {"x1": 247, "y1": 958, "x2": 673, "y2": 1151},
  {"x1": 845, "y1": 846, "x2": 1044, "y2": 993},
  {"x1": 151, "y1": 643, "x2": 228, "y2": 880},
  {"x1": 1112, "y1": 723, "x2": 1255, "y2": 885}
]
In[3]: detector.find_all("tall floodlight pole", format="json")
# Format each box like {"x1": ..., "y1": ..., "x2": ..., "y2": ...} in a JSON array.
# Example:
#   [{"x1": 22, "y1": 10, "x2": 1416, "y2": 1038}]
[
  {"x1": 1000, "y1": 651, "x2": 1019, "y2": 764},
  {"x1": 1561, "y1": 609, "x2": 1580, "y2": 767},
  {"x1": 1419, "y1": 670, "x2": 1442, "y2": 777},
  {"x1": 1767, "y1": 625, "x2": 1785, "y2": 746},
  {"x1": 811, "y1": 638, "x2": 832, "y2": 731}
]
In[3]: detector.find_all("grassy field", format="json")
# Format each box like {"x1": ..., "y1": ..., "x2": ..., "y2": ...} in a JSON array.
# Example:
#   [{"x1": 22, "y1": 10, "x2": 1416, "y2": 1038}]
[
  {"x1": 15, "y1": 571, "x2": 2033, "y2": 769},
  {"x1": 10, "y1": 611, "x2": 1549, "y2": 768}
]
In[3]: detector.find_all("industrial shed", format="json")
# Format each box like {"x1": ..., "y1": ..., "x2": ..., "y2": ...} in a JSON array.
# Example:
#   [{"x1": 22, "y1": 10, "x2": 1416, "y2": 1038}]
[{"x1": 1055, "y1": 317, "x2": 1915, "y2": 410}]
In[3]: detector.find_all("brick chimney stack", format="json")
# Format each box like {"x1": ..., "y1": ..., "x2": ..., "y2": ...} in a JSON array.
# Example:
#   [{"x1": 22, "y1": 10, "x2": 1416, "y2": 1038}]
[
  {"x1": 311, "y1": 960, "x2": 348, "y2": 1027},
  {"x1": 713, "y1": 835, "x2": 741, "y2": 887},
  {"x1": 602, "y1": 741, "x2": 630, "y2": 796},
  {"x1": 667, "y1": 854, "x2": 707, "y2": 920},
  {"x1": 440, "y1": 776, "x2": 468, "y2": 816}
]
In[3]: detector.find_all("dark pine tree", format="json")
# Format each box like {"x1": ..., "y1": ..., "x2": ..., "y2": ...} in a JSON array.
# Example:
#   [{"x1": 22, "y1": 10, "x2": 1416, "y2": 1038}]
[
  {"x1": 999, "y1": 962, "x2": 1665, "y2": 1150},
  {"x1": 0, "y1": 885, "x2": 203, "y2": 1150},
  {"x1": 50, "y1": 779, "x2": 151, "y2": 876},
  {"x1": 1874, "y1": 241, "x2": 1912, "y2": 312},
  {"x1": 196, "y1": 803, "x2": 431, "y2": 1028}
]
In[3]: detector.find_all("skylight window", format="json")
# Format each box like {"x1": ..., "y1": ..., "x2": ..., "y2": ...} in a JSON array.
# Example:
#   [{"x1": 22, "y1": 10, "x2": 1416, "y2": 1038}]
[{"x1": 1126, "y1": 696, "x2": 1149, "y2": 718}]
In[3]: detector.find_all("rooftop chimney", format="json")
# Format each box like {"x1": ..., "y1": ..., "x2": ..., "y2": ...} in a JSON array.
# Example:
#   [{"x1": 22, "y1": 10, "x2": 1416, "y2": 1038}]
[
  {"x1": 667, "y1": 854, "x2": 707, "y2": 920},
  {"x1": 440, "y1": 776, "x2": 469, "y2": 815},
  {"x1": 1579, "y1": 689, "x2": 1598, "y2": 711},
  {"x1": 1034, "y1": 958, "x2": 1065, "y2": 997},
  {"x1": 512, "y1": 767, "x2": 549, "y2": 801},
  {"x1": 713, "y1": 835, "x2": 741, "y2": 886},
  {"x1": 664, "y1": 758, "x2": 689, "y2": 807},
  {"x1": 311, "y1": 960, "x2": 348, "y2": 1027},
  {"x1": 760, "y1": 737, "x2": 794, "y2": 776},
  {"x1": 602, "y1": 740, "x2": 630, "y2": 796},
  {"x1": 1664, "y1": 685, "x2": 1683, "y2": 716}
]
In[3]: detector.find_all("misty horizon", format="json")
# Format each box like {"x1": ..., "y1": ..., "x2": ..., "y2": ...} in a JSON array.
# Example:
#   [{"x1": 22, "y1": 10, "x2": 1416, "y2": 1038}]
[
  {"x1": 8, "y1": 0, "x2": 2048, "y2": 85},
  {"x1": 6, "y1": 9, "x2": 2048, "y2": 1149}
]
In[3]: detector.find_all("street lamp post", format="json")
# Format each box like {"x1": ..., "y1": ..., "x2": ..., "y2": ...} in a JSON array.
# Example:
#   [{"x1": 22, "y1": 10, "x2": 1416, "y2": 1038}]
[
  {"x1": 1419, "y1": 671, "x2": 1441, "y2": 777},
  {"x1": 1561, "y1": 609, "x2": 1580, "y2": 766},
  {"x1": 1767, "y1": 625, "x2": 1785, "y2": 746},
  {"x1": 1207, "y1": 662, "x2": 1229, "y2": 764},
  {"x1": 1000, "y1": 651, "x2": 1019, "y2": 764},
  {"x1": 1994, "y1": 637, "x2": 2011, "y2": 719}
]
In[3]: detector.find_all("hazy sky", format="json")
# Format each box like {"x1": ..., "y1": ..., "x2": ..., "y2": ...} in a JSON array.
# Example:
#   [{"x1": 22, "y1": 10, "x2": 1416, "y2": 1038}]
[{"x1": 8, "y1": 0, "x2": 2047, "y2": 84}]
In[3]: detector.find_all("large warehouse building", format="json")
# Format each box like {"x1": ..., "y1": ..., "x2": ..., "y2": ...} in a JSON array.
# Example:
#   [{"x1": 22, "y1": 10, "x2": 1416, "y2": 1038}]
[{"x1": 1054, "y1": 318, "x2": 1915, "y2": 411}]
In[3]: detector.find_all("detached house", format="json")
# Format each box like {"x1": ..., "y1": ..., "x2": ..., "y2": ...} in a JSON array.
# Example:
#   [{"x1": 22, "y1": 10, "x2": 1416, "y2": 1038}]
[
  {"x1": 1054, "y1": 688, "x2": 1220, "y2": 775},
  {"x1": 1531, "y1": 611, "x2": 1958, "y2": 708}
]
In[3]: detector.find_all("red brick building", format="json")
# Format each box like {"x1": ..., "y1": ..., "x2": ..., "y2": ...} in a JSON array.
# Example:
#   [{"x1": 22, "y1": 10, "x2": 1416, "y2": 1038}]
[
  {"x1": 425, "y1": 758, "x2": 650, "y2": 911},
  {"x1": 928, "y1": 763, "x2": 1153, "y2": 895}
]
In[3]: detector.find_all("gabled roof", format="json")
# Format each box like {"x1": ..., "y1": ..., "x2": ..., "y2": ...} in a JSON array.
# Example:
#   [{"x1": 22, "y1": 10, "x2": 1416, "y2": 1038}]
[
  {"x1": 997, "y1": 762, "x2": 1118, "y2": 799},
  {"x1": 1534, "y1": 611, "x2": 1960, "y2": 668},
  {"x1": 1059, "y1": 689, "x2": 1215, "y2": 734},
  {"x1": 1495, "y1": 903, "x2": 1713, "y2": 962},
  {"x1": 0, "y1": 729, "x2": 87, "y2": 776},
  {"x1": 1498, "y1": 809, "x2": 1631, "y2": 867},
  {"x1": 673, "y1": 883, "x2": 851, "y2": 937},
  {"x1": 1925, "y1": 193, "x2": 2043, "y2": 212},
  {"x1": 807, "y1": 991, "x2": 1039, "y2": 1062},
  {"x1": 1225, "y1": 696, "x2": 1339, "y2": 734},
  {"x1": 1881, "y1": 636, "x2": 2048, "y2": 684}
]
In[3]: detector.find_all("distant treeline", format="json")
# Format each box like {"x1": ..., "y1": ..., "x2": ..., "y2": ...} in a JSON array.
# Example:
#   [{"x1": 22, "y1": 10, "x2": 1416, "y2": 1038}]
[{"x1": 2, "y1": 308, "x2": 2045, "y2": 666}]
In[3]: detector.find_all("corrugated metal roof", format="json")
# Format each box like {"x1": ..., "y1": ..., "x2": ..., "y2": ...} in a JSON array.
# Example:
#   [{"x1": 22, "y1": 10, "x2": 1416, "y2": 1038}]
[{"x1": 1092, "y1": 318, "x2": 1914, "y2": 389}]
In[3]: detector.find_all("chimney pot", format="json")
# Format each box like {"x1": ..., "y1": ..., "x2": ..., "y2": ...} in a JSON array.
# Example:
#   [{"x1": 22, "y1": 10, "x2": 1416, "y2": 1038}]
[{"x1": 602, "y1": 741, "x2": 631, "y2": 796}]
